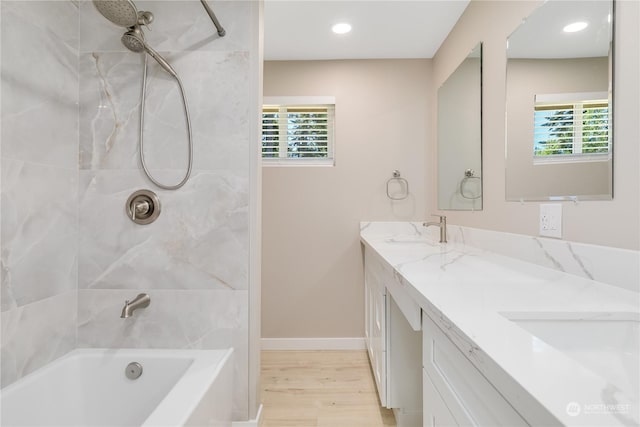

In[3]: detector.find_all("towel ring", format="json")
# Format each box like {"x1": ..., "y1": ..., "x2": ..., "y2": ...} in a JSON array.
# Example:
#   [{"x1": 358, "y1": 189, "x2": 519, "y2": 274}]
[
  {"x1": 460, "y1": 168, "x2": 482, "y2": 200},
  {"x1": 386, "y1": 170, "x2": 409, "y2": 200}
]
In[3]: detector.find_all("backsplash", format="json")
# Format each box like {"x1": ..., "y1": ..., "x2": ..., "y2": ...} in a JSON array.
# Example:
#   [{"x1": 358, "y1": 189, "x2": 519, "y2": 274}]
[{"x1": 360, "y1": 221, "x2": 640, "y2": 293}]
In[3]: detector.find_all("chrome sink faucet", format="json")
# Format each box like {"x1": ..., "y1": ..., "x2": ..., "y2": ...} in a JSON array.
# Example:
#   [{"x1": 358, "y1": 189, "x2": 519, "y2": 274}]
[
  {"x1": 120, "y1": 293, "x2": 151, "y2": 318},
  {"x1": 423, "y1": 215, "x2": 447, "y2": 243}
]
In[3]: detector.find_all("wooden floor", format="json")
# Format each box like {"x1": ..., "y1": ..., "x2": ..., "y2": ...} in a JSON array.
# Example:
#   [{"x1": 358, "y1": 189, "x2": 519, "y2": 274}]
[{"x1": 260, "y1": 350, "x2": 396, "y2": 427}]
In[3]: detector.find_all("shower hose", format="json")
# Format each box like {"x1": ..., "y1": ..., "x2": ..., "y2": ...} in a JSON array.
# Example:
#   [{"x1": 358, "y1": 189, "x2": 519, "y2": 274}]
[{"x1": 138, "y1": 54, "x2": 193, "y2": 190}]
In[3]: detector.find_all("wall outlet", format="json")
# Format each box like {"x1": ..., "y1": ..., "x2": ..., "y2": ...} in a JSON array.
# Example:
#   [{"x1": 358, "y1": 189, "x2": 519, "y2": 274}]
[{"x1": 539, "y1": 204, "x2": 562, "y2": 238}]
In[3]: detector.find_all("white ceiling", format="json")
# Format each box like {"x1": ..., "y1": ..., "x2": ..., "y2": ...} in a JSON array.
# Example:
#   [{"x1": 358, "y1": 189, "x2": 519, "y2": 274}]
[
  {"x1": 264, "y1": 0, "x2": 470, "y2": 61},
  {"x1": 507, "y1": 0, "x2": 612, "y2": 59}
]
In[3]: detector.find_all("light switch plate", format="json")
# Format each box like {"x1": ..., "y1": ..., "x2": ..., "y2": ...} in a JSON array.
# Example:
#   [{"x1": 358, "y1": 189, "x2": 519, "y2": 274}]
[{"x1": 539, "y1": 204, "x2": 562, "y2": 238}]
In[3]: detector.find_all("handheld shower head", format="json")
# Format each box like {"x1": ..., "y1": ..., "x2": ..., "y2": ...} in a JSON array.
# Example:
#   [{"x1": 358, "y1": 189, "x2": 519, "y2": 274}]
[
  {"x1": 93, "y1": 0, "x2": 139, "y2": 28},
  {"x1": 121, "y1": 30, "x2": 145, "y2": 52},
  {"x1": 121, "y1": 30, "x2": 178, "y2": 78}
]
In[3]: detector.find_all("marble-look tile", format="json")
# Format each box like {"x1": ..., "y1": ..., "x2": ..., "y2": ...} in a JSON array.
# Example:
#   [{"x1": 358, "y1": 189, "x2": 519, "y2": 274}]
[
  {"x1": 361, "y1": 222, "x2": 640, "y2": 293},
  {"x1": 361, "y1": 223, "x2": 640, "y2": 427},
  {"x1": 359, "y1": 221, "x2": 423, "y2": 238},
  {"x1": 446, "y1": 225, "x2": 640, "y2": 293},
  {"x1": 77, "y1": 288, "x2": 249, "y2": 419},
  {"x1": 78, "y1": 169, "x2": 248, "y2": 290},
  {"x1": 78, "y1": 52, "x2": 145, "y2": 169},
  {"x1": 562, "y1": 241, "x2": 639, "y2": 293},
  {"x1": 1, "y1": 1, "x2": 79, "y2": 169},
  {"x1": 181, "y1": 325, "x2": 249, "y2": 420},
  {"x1": 1, "y1": 159, "x2": 78, "y2": 311},
  {"x1": 1, "y1": 291, "x2": 77, "y2": 388},
  {"x1": 79, "y1": 0, "x2": 251, "y2": 54},
  {"x1": 79, "y1": 50, "x2": 250, "y2": 172},
  {"x1": 77, "y1": 289, "x2": 247, "y2": 348}
]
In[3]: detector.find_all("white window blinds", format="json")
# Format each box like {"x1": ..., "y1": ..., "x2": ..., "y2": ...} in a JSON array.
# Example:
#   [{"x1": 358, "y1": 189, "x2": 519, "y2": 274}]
[
  {"x1": 533, "y1": 92, "x2": 610, "y2": 164},
  {"x1": 262, "y1": 97, "x2": 335, "y2": 165}
]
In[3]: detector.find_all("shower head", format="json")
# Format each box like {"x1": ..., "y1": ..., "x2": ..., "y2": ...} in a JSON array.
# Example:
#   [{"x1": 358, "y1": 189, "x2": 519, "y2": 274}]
[
  {"x1": 93, "y1": 0, "x2": 139, "y2": 28},
  {"x1": 121, "y1": 30, "x2": 178, "y2": 78},
  {"x1": 121, "y1": 30, "x2": 145, "y2": 53}
]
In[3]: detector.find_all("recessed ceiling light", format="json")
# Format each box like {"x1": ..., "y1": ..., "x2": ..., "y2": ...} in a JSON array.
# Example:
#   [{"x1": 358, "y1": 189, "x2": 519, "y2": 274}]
[
  {"x1": 563, "y1": 21, "x2": 588, "y2": 33},
  {"x1": 332, "y1": 23, "x2": 352, "y2": 35}
]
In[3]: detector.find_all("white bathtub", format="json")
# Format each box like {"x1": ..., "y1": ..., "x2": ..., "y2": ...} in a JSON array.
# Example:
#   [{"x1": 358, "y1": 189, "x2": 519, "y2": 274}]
[{"x1": 1, "y1": 348, "x2": 234, "y2": 427}]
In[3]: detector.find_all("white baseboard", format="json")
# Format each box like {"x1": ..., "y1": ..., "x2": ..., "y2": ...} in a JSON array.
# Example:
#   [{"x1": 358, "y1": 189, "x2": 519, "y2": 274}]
[
  {"x1": 232, "y1": 404, "x2": 263, "y2": 427},
  {"x1": 261, "y1": 337, "x2": 366, "y2": 350}
]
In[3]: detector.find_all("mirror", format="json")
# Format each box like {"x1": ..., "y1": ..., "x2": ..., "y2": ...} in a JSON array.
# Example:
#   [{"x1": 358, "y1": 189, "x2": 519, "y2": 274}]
[
  {"x1": 438, "y1": 43, "x2": 483, "y2": 210},
  {"x1": 506, "y1": 0, "x2": 613, "y2": 201}
]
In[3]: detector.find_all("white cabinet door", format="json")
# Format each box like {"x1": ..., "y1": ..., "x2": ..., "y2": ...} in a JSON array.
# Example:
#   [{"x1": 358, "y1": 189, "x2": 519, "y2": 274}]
[
  {"x1": 422, "y1": 312, "x2": 528, "y2": 427},
  {"x1": 423, "y1": 369, "x2": 458, "y2": 427},
  {"x1": 364, "y1": 250, "x2": 387, "y2": 407},
  {"x1": 364, "y1": 265, "x2": 372, "y2": 356}
]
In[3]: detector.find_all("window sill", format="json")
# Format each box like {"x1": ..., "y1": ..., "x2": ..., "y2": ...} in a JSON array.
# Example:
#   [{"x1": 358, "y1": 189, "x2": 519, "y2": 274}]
[
  {"x1": 262, "y1": 158, "x2": 335, "y2": 167},
  {"x1": 533, "y1": 153, "x2": 611, "y2": 165}
]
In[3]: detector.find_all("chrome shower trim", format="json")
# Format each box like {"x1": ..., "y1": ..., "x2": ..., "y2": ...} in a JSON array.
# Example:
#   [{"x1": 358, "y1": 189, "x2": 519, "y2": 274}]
[
  {"x1": 92, "y1": 0, "x2": 199, "y2": 191},
  {"x1": 200, "y1": 0, "x2": 226, "y2": 37},
  {"x1": 120, "y1": 293, "x2": 151, "y2": 318},
  {"x1": 93, "y1": 0, "x2": 138, "y2": 27},
  {"x1": 121, "y1": 29, "x2": 178, "y2": 77},
  {"x1": 138, "y1": 54, "x2": 193, "y2": 190}
]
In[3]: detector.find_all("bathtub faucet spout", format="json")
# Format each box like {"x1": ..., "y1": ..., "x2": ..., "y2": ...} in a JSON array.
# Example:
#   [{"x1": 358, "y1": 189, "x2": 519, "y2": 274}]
[{"x1": 120, "y1": 293, "x2": 151, "y2": 318}]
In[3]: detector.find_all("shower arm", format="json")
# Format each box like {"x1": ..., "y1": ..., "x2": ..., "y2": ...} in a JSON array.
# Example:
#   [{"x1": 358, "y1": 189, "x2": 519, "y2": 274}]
[{"x1": 200, "y1": 0, "x2": 226, "y2": 37}]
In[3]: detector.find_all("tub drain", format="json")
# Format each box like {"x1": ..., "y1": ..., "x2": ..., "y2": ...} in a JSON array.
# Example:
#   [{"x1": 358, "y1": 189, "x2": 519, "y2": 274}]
[{"x1": 125, "y1": 362, "x2": 143, "y2": 380}]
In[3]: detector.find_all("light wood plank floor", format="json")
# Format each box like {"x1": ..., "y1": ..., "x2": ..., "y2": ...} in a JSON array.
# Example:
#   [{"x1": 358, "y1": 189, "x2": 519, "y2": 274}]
[{"x1": 260, "y1": 350, "x2": 396, "y2": 427}]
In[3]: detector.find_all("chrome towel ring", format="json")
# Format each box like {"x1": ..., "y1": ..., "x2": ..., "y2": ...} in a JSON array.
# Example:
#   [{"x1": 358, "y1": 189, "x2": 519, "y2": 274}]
[
  {"x1": 460, "y1": 169, "x2": 482, "y2": 200},
  {"x1": 386, "y1": 170, "x2": 409, "y2": 200}
]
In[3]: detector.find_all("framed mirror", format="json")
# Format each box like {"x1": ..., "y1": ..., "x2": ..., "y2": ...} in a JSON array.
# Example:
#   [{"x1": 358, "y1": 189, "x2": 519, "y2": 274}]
[
  {"x1": 438, "y1": 42, "x2": 483, "y2": 210},
  {"x1": 506, "y1": 0, "x2": 613, "y2": 201}
]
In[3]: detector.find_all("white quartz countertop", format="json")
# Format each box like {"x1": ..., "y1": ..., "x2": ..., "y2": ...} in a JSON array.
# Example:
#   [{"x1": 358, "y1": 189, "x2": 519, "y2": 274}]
[{"x1": 360, "y1": 222, "x2": 640, "y2": 427}]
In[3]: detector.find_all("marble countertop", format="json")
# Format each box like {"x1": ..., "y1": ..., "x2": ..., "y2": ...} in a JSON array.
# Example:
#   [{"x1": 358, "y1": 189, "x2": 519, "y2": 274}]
[{"x1": 360, "y1": 222, "x2": 640, "y2": 427}]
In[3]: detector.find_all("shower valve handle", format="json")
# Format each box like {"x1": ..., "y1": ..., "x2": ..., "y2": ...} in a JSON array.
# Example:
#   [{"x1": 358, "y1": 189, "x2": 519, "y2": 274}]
[{"x1": 132, "y1": 200, "x2": 150, "y2": 221}]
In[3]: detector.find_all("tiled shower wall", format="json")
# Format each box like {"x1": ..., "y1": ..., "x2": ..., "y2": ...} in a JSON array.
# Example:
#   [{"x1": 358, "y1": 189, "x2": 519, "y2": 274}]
[
  {"x1": 1, "y1": 1, "x2": 79, "y2": 387},
  {"x1": 2, "y1": 0, "x2": 256, "y2": 420}
]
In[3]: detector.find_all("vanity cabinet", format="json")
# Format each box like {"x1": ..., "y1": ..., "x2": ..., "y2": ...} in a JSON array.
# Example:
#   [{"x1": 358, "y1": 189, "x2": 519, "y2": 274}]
[
  {"x1": 422, "y1": 312, "x2": 528, "y2": 427},
  {"x1": 364, "y1": 248, "x2": 423, "y2": 426},
  {"x1": 365, "y1": 245, "x2": 528, "y2": 427},
  {"x1": 364, "y1": 249, "x2": 388, "y2": 406}
]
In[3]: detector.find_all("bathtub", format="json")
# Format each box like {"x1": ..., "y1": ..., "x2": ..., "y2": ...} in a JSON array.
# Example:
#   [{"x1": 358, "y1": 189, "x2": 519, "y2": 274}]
[{"x1": 1, "y1": 348, "x2": 234, "y2": 427}]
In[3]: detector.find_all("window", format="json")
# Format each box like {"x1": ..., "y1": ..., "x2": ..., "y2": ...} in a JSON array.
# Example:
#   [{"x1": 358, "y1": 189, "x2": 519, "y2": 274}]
[
  {"x1": 533, "y1": 92, "x2": 610, "y2": 164},
  {"x1": 262, "y1": 96, "x2": 335, "y2": 166}
]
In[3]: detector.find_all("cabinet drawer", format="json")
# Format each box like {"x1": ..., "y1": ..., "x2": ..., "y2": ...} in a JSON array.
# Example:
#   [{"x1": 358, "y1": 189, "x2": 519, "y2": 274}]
[
  {"x1": 423, "y1": 369, "x2": 458, "y2": 427},
  {"x1": 364, "y1": 249, "x2": 387, "y2": 294},
  {"x1": 422, "y1": 313, "x2": 528, "y2": 427},
  {"x1": 365, "y1": 248, "x2": 421, "y2": 331}
]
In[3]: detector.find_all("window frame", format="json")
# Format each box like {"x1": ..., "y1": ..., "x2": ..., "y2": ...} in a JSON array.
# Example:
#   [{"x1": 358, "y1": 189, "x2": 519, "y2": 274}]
[
  {"x1": 262, "y1": 96, "x2": 336, "y2": 167},
  {"x1": 532, "y1": 91, "x2": 611, "y2": 165}
]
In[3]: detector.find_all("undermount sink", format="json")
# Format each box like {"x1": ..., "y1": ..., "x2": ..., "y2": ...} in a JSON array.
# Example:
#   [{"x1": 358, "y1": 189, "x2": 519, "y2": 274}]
[{"x1": 501, "y1": 311, "x2": 639, "y2": 405}]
